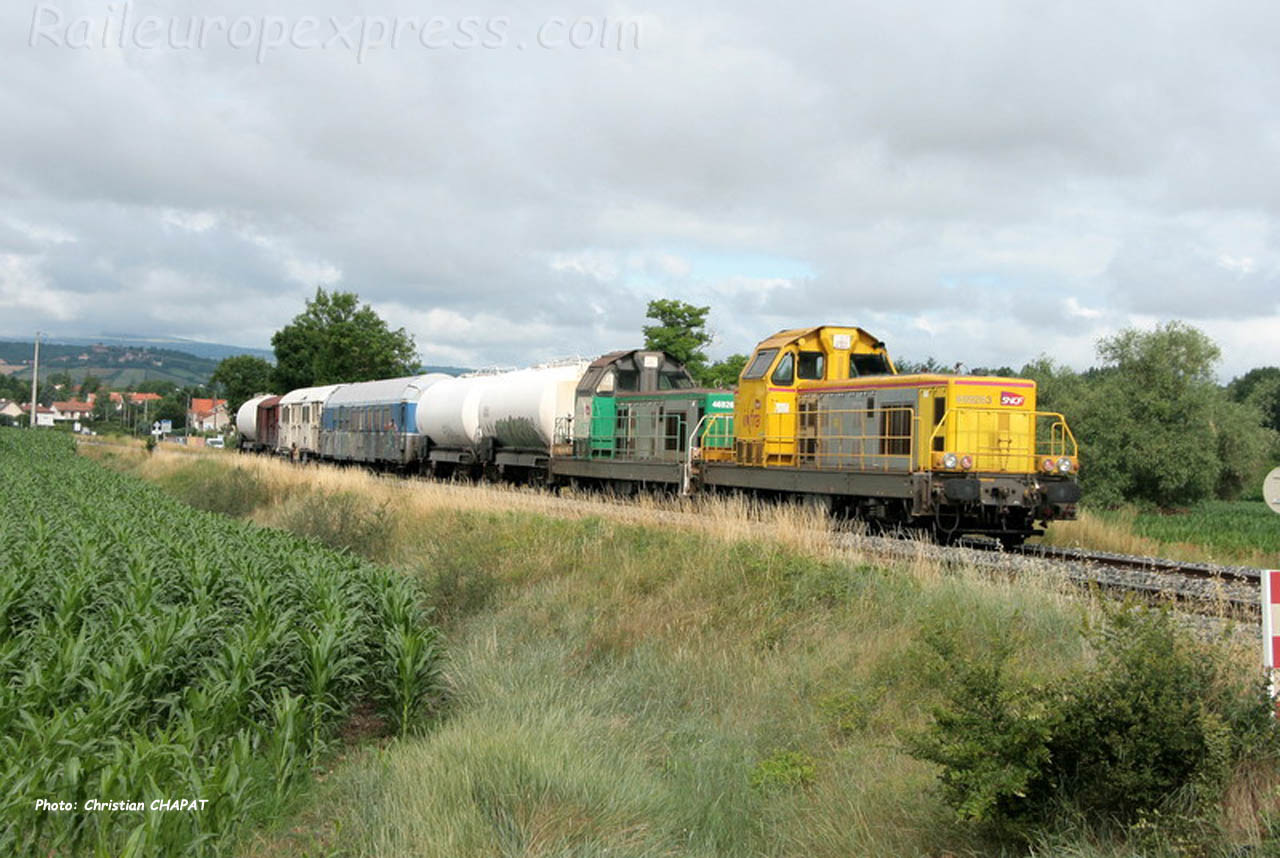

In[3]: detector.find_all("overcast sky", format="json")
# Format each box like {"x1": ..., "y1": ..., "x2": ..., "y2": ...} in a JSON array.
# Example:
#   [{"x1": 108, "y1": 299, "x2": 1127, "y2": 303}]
[{"x1": 3, "y1": 0, "x2": 1278, "y2": 379}]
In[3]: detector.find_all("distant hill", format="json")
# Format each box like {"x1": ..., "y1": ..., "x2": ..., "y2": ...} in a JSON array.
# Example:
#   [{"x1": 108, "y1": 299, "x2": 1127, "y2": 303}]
[
  {"x1": 0, "y1": 334, "x2": 473, "y2": 388},
  {"x1": 0, "y1": 341, "x2": 223, "y2": 388},
  {"x1": 51, "y1": 335, "x2": 275, "y2": 363}
]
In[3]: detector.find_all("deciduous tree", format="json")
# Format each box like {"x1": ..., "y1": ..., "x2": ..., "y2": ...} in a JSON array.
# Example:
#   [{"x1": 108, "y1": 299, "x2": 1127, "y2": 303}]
[
  {"x1": 272, "y1": 289, "x2": 418, "y2": 391},
  {"x1": 1023, "y1": 323, "x2": 1275, "y2": 506},
  {"x1": 210, "y1": 355, "x2": 275, "y2": 415},
  {"x1": 642, "y1": 299, "x2": 712, "y2": 382},
  {"x1": 702, "y1": 353, "x2": 748, "y2": 389}
]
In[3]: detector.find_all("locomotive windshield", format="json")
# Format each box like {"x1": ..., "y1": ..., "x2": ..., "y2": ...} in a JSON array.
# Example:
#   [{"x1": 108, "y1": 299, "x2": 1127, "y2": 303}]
[
  {"x1": 851, "y1": 353, "x2": 892, "y2": 377},
  {"x1": 658, "y1": 372, "x2": 694, "y2": 390},
  {"x1": 616, "y1": 369, "x2": 639, "y2": 391},
  {"x1": 742, "y1": 348, "x2": 778, "y2": 380}
]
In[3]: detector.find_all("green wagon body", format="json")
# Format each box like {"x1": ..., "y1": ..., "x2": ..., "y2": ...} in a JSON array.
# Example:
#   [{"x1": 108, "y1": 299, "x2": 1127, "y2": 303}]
[
  {"x1": 566, "y1": 349, "x2": 733, "y2": 463},
  {"x1": 580, "y1": 389, "x2": 734, "y2": 461}
]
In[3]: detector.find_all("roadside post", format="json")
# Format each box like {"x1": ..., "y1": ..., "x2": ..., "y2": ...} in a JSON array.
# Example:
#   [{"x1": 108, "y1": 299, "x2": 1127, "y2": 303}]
[{"x1": 1264, "y1": 467, "x2": 1280, "y2": 714}]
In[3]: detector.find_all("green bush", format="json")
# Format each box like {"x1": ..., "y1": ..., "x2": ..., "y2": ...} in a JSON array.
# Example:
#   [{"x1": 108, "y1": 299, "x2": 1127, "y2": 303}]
[
  {"x1": 906, "y1": 605, "x2": 1275, "y2": 842},
  {"x1": 902, "y1": 629, "x2": 1055, "y2": 828},
  {"x1": 157, "y1": 458, "x2": 273, "y2": 518},
  {"x1": 749, "y1": 749, "x2": 817, "y2": 791},
  {"x1": 281, "y1": 490, "x2": 397, "y2": 561}
]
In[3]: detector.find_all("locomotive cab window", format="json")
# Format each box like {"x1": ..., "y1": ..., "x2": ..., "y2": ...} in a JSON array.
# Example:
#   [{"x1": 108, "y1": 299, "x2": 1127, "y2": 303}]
[
  {"x1": 616, "y1": 369, "x2": 639, "y2": 391},
  {"x1": 742, "y1": 348, "x2": 778, "y2": 380},
  {"x1": 797, "y1": 351, "x2": 825, "y2": 380},
  {"x1": 596, "y1": 371, "x2": 615, "y2": 394},
  {"x1": 771, "y1": 352, "x2": 795, "y2": 386},
  {"x1": 851, "y1": 353, "x2": 891, "y2": 377},
  {"x1": 659, "y1": 372, "x2": 693, "y2": 390}
]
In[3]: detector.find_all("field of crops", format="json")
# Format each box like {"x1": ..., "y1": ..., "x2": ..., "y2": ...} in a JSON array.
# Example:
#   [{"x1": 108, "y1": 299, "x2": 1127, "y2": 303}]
[
  {"x1": 1117, "y1": 501, "x2": 1280, "y2": 559},
  {"x1": 0, "y1": 429, "x2": 444, "y2": 856}
]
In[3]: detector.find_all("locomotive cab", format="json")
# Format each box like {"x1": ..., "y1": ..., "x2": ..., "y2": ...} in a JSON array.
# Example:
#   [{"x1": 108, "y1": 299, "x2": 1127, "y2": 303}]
[
  {"x1": 734, "y1": 326, "x2": 894, "y2": 466},
  {"x1": 570, "y1": 350, "x2": 732, "y2": 461}
]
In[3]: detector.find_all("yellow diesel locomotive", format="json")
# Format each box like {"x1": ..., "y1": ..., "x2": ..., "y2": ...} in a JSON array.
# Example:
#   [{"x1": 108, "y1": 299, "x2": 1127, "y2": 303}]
[{"x1": 693, "y1": 325, "x2": 1080, "y2": 544}]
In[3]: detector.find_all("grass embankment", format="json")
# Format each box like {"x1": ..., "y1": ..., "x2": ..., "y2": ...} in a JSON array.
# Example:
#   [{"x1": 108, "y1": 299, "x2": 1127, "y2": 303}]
[
  {"x1": 1044, "y1": 502, "x2": 1280, "y2": 567},
  {"x1": 86, "y1": 443, "x2": 1280, "y2": 856}
]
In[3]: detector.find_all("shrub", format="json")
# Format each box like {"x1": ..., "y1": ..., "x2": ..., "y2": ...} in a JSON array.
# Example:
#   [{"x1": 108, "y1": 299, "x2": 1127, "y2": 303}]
[
  {"x1": 749, "y1": 750, "x2": 817, "y2": 790},
  {"x1": 157, "y1": 459, "x2": 273, "y2": 518},
  {"x1": 281, "y1": 490, "x2": 398, "y2": 561},
  {"x1": 902, "y1": 629, "x2": 1055, "y2": 828},
  {"x1": 906, "y1": 605, "x2": 1275, "y2": 842}
]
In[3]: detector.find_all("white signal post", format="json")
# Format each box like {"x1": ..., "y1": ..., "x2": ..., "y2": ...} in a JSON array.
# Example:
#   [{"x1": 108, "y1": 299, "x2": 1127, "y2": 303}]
[
  {"x1": 1263, "y1": 467, "x2": 1280, "y2": 715},
  {"x1": 1266, "y1": 570, "x2": 1280, "y2": 712}
]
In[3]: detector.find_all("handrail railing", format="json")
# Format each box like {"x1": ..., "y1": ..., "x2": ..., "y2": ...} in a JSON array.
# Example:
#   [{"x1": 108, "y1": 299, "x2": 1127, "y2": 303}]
[{"x1": 925, "y1": 408, "x2": 1078, "y2": 473}]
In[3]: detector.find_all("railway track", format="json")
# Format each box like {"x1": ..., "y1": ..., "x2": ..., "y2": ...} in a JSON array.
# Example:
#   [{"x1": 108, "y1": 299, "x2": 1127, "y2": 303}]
[{"x1": 955, "y1": 538, "x2": 1263, "y2": 618}]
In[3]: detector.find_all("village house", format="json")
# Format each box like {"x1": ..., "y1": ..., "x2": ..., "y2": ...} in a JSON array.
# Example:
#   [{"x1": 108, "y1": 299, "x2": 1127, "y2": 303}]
[
  {"x1": 188, "y1": 398, "x2": 229, "y2": 432},
  {"x1": 18, "y1": 404, "x2": 55, "y2": 427},
  {"x1": 0, "y1": 399, "x2": 25, "y2": 423},
  {"x1": 50, "y1": 400, "x2": 94, "y2": 422}
]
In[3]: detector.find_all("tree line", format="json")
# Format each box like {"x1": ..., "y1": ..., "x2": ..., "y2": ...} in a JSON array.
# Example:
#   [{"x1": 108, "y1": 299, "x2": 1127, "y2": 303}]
[
  {"x1": 639, "y1": 301, "x2": 1279, "y2": 508},
  {"x1": 1022, "y1": 323, "x2": 1279, "y2": 507},
  {"x1": 202, "y1": 292, "x2": 1279, "y2": 508}
]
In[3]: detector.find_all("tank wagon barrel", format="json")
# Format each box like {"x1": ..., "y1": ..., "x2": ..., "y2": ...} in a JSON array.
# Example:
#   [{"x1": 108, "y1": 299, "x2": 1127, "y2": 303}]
[
  {"x1": 234, "y1": 394, "x2": 272, "y2": 446},
  {"x1": 417, "y1": 361, "x2": 590, "y2": 477}
]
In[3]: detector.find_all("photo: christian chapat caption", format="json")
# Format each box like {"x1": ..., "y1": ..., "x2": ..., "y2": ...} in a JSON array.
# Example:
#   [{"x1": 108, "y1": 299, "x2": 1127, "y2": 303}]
[{"x1": 35, "y1": 798, "x2": 208, "y2": 813}]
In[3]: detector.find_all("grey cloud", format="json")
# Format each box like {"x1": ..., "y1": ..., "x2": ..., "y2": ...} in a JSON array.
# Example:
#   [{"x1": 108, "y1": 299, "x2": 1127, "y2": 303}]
[{"x1": 2, "y1": 0, "x2": 1280, "y2": 376}]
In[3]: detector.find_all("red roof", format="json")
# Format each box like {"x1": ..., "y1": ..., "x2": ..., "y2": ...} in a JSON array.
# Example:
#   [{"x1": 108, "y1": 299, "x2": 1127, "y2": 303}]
[
  {"x1": 52, "y1": 400, "x2": 94, "y2": 412},
  {"x1": 189, "y1": 398, "x2": 226, "y2": 414}
]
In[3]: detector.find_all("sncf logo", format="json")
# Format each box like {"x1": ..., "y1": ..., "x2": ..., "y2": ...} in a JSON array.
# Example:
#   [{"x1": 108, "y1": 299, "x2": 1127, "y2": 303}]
[{"x1": 1000, "y1": 391, "x2": 1026, "y2": 407}]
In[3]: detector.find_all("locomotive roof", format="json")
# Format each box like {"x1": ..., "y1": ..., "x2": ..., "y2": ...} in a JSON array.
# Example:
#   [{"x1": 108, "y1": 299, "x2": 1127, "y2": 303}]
[
  {"x1": 586, "y1": 349, "x2": 651, "y2": 369},
  {"x1": 757, "y1": 326, "x2": 887, "y2": 350}
]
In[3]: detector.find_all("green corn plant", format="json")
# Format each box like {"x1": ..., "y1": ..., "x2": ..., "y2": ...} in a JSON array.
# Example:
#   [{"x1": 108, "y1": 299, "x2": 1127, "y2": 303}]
[
  {"x1": 0, "y1": 428, "x2": 443, "y2": 855},
  {"x1": 384, "y1": 622, "x2": 444, "y2": 738}
]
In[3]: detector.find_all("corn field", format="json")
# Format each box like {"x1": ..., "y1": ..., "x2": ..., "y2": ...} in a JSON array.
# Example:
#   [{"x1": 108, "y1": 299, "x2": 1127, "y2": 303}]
[{"x1": 0, "y1": 430, "x2": 444, "y2": 856}]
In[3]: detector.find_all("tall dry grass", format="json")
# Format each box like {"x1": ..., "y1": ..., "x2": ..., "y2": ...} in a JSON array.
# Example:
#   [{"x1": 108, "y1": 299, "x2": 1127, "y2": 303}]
[{"x1": 80, "y1": 439, "x2": 1279, "y2": 856}]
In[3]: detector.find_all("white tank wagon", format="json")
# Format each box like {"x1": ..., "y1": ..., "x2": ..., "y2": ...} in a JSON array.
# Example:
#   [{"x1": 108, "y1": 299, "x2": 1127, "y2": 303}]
[
  {"x1": 417, "y1": 361, "x2": 589, "y2": 477},
  {"x1": 478, "y1": 361, "x2": 590, "y2": 452},
  {"x1": 235, "y1": 394, "x2": 273, "y2": 445},
  {"x1": 416, "y1": 372, "x2": 502, "y2": 455},
  {"x1": 278, "y1": 384, "x2": 343, "y2": 461},
  {"x1": 319, "y1": 373, "x2": 450, "y2": 467}
]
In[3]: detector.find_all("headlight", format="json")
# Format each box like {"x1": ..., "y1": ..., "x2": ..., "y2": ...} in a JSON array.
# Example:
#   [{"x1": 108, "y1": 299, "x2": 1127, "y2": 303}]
[
  {"x1": 1057, "y1": 456, "x2": 1073, "y2": 474},
  {"x1": 942, "y1": 452, "x2": 958, "y2": 469},
  {"x1": 1041, "y1": 457, "x2": 1055, "y2": 473},
  {"x1": 960, "y1": 455, "x2": 973, "y2": 470}
]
